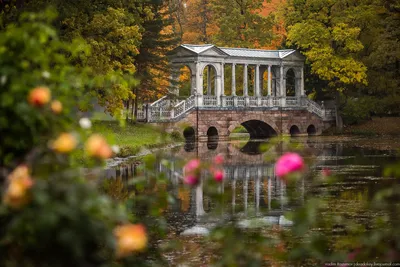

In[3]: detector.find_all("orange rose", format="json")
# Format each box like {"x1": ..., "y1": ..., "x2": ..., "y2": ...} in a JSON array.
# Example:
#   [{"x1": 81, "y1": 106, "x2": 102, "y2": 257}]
[
  {"x1": 114, "y1": 224, "x2": 148, "y2": 258},
  {"x1": 50, "y1": 100, "x2": 63, "y2": 114},
  {"x1": 51, "y1": 133, "x2": 77, "y2": 153},
  {"x1": 3, "y1": 165, "x2": 34, "y2": 209},
  {"x1": 28, "y1": 86, "x2": 51, "y2": 106},
  {"x1": 85, "y1": 134, "x2": 113, "y2": 159}
]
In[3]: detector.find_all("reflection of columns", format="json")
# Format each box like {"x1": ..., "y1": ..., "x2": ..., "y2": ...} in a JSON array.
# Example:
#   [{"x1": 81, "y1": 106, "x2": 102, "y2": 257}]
[
  {"x1": 196, "y1": 180, "x2": 205, "y2": 217},
  {"x1": 255, "y1": 169, "x2": 261, "y2": 213},
  {"x1": 232, "y1": 179, "x2": 236, "y2": 214},
  {"x1": 268, "y1": 176, "x2": 271, "y2": 210},
  {"x1": 280, "y1": 179, "x2": 284, "y2": 210},
  {"x1": 244, "y1": 169, "x2": 249, "y2": 213},
  {"x1": 207, "y1": 66, "x2": 212, "y2": 95},
  {"x1": 268, "y1": 65, "x2": 272, "y2": 96},
  {"x1": 231, "y1": 63, "x2": 236, "y2": 96},
  {"x1": 243, "y1": 64, "x2": 248, "y2": 96}
]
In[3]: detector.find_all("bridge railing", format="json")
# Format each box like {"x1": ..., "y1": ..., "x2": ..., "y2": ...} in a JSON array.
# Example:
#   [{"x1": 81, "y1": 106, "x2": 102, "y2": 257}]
[
  {"x1": 140, "y1": 95, "x2": 336, "y2": 122},
  {"x1": 203, "y1": 95, "x2": 218, "y2": 106}
]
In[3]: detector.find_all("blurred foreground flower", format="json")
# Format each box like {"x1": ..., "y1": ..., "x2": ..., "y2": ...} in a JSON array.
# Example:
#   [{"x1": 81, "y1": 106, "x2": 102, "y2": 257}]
[
  {"x1": 85, "y1": 134, "x2": 112, "y2": 159},
  {"x1": 3, "y1": 165, "x2": 34, "y2": 209},
  {"x1": 275, "y1": 152, "x2": 305, "y2": 180},
  {"x1": 213, "y1": 154, "x2": 224, "y2": 165},
  {"x1": 183, "y1": 159, "x2": 201, "y2": 186},
  {"x1": 213, "y1": 169, "x2": 224, "y2": 182},
  {"x1": 28, "y1": 86, "x2": 51, "y2": 107},
  {"x1": 114, "y1": 224, "x2": 148, "y2": 258},
  {"x1": 51, "y1": 133, "x2": 77, "y2": 153},
  {"x1": 50, "y1": 100, "x2": 63, "y2": 114},
  {"x1": 79, "y1": 117, "x2": 92, "y2": 129}
]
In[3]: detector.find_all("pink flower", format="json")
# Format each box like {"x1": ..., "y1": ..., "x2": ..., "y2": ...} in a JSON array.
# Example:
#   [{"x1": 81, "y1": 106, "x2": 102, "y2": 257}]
[
  {"x1": 184, "y1": 175, "x2": 199, "y2": 186},
  {"x1": 213, "y1": 154, "x2": 224, "y2": 165},
  {"x1": 321, "y1": 168, "x2": 332, "y2": 177},
  {"x1": 213, "y1": 170, "x2": 224, "y2": 182},
  {"x1": 185, "y1": 159, "x2": 200, "y2": 173},
  {"x1": 275, "y1": 152, "x2": 305, "y2": 179},
  {"x1": 347, "y1": 248, "x2": 360, "y2": 261}
]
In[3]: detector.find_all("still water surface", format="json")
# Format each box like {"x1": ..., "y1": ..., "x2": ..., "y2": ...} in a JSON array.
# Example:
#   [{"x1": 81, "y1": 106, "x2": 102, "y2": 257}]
[{"x1": 105, "y1": 136, "x2": 399, "y2": 238}]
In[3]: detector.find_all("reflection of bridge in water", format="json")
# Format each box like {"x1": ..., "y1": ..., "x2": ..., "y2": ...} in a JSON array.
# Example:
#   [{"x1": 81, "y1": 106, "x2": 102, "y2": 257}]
[{"x1": 104, "y1": 139, "x2": 340, "y2": 234}]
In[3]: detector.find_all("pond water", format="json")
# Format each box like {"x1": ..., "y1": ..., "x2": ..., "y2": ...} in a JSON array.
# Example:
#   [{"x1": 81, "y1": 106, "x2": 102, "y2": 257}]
[{"x1": 104, "y1": 136, "x2": 399, "y2": 263}]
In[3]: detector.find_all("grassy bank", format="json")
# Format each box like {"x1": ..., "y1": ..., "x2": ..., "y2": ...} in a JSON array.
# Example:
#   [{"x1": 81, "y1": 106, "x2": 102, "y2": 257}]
[
  {"x1": 325, "y1": 117, "x2": 400, "y2": 136},
  {"x1": 93, "y1": 121, "x2": 181, "y2": 157}
]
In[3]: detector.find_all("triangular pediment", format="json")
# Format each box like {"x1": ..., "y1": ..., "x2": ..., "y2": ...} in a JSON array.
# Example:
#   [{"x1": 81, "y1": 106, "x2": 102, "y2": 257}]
[
  {"x1": 199, "y1": 46, "x2": 229, "y2": 57},
  {"x1": 281, "y1": 50, "x2": 305, "y2": 61},
  {"x1": 169, "y1": 46, "x2": 198, "y2": 57}
]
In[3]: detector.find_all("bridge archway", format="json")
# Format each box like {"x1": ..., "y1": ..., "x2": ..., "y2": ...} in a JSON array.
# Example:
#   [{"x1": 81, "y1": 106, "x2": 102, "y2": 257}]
[
  {"x1": 289, "y1": 125, "x2": 301, "y2": 137},
  {"x1": 183, "y1": 126, "x2": 196, "y2": 152},
  {"x1": 241, "y1": 120, "x2": 277, "y2": 139},
  {"x1": 286, "y1": 68, "x2": 296, "y2": 97},
  {"x1": 207, "y1": 126, "x2": 219, "y2": 150},
  {"x1": 307, "y1": 124, "x2": 317, "y2": 136}
]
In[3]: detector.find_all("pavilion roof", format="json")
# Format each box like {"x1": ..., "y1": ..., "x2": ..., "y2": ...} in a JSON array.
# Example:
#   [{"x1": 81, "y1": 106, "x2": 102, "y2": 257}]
[{"x1": 180, "y1": 44, "x2": 297, "y2": 59}]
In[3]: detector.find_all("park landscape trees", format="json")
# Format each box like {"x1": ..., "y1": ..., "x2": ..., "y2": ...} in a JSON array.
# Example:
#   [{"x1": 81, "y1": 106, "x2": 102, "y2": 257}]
[{"x1": 0, "y1": 1, "x2": 400, "y2": 266}]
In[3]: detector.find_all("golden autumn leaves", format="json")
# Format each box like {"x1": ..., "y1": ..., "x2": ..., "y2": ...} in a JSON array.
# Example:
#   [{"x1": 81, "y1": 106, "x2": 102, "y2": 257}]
[{"x1": 3, "y1": 86, "x2": 149, "y2": 258}]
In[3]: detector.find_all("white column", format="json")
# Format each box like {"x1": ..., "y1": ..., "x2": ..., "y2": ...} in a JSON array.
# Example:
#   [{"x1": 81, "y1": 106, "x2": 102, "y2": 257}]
[
  {"x1": 231, "y1": 63, "x2": 236, "y2": 96},
  {"x1": 301, "y1": 67, "x2": 305, "y2": 96},
  {"x1": 207, "y1": 66, "x2": 212, "y2": 95},
  {"x1": 216, "y1": 73, "x2": 222, "y2": 106},
  {"x1": 221, "y1": 63, "x2": 225, "y2": 96},
  {"x1": 195, "y1": 62, "x2": 203, "y2": 106},
  {"x1": 268, "y1": 65, "x2": 272, "y2": 96},
  {"x1": 170, "y1": 65, "x2": 180, "y2": 95},
  {"x1": 243, "y1": 64, "x2": 248, "y2": 96},
  {"x1": 255, "y1": 64, "x2": 260, "y2": 96},
  {"x1": 280, "y1": 65, "x2": 286, "y2": 107},
  {"x1": 280, "y1": 65, "x2": 284, "y2": 97}
]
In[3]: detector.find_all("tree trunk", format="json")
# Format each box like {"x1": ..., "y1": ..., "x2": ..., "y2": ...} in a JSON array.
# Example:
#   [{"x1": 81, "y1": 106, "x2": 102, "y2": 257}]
[
  {"x1": 125, "y1": 99, "x2": 130, "y2": 121},
  {"x1": 335, "y1": 90, "x2": 343, "y2": 132}
]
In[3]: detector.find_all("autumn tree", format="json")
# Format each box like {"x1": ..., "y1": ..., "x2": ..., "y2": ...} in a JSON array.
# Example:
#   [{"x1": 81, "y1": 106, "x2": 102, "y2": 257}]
[
  {"x1": 1, "y1": 0, "x2": 142, "y2": 115},
  {"x1": 210, "y1": 0, "x2": 275, "y2": 48}
]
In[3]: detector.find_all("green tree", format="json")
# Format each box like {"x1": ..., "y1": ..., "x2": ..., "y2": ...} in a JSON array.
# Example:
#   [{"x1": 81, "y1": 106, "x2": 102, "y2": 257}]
[
  {"x1": 132, "y1": 0, "x2": 179, "y2": 117},
  {"x1": 210, "y1": 0, "x2": 274, "y2": 48},
  {"x1": 1, "y1": 0, "x2": 143, "y2": 115}
]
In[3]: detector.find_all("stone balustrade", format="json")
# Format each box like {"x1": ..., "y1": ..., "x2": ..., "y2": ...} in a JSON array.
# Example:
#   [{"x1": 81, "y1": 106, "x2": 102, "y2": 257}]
[{"x1": 137, "y1": 95, "x2": 336, "y2": 123}]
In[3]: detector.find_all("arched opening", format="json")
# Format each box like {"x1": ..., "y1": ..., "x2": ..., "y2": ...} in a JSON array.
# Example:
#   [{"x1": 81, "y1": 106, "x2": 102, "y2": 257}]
[
  {"x1": 183, "y1": 127, "x2": 196, "y2": 152},
  {"x1": 241, "y1": 120, "x2": 277, "y2": 139},
  {"x1": 290, "y1": 125, "x2": 301, "y2": 137},
  {"x1": 286, "y1": 68, "x2": 296, "y2": 97},
  {"x1": 207, "y1": 127, "x2": 219, "y2": 150},
  {"x1": 203, "y1": 65, "x2": 217, "y2": 96},
  {"x1": 307, "y1": 125, "x2": 317, "y2": 136},
  {"x1": 179, "y1": 66, "x2": 192, "y2": 97}
]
